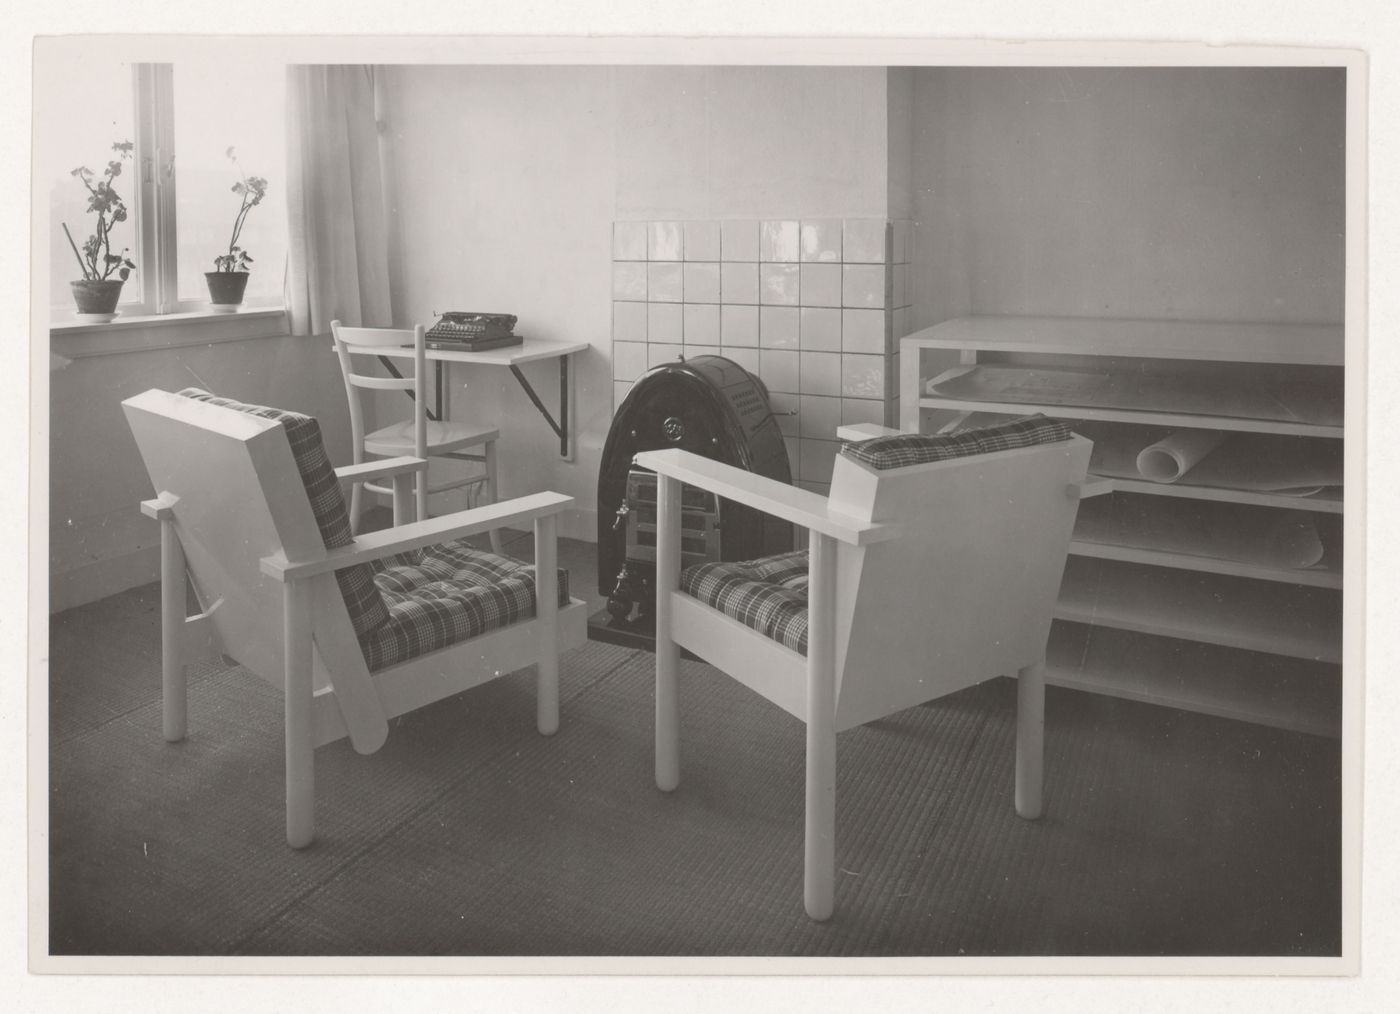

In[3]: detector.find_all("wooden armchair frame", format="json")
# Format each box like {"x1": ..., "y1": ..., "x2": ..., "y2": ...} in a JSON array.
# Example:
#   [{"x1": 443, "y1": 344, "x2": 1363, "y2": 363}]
[
  {"x1": 637, "y1": 431, "x2": 1092, "y2": 919},
  {"x1": 124, "y1": 389, "x2": 587, "y2": 847}
]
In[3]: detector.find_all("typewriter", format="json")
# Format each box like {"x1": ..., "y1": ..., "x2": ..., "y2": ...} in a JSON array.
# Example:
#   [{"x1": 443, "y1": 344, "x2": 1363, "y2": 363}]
[{"x1": 424, "y1": 312, "x2": 523, "y2": 351}]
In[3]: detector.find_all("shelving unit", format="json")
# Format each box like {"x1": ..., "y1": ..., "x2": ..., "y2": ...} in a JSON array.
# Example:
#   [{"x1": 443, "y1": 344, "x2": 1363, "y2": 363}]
[{"x1": 902, "y1": 315, "x2": 1345, "y2": 738}]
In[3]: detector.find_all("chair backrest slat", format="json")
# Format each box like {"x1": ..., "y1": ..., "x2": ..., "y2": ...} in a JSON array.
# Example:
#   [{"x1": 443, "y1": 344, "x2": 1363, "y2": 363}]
[
  {"x1": 829, "y1": 435, "x2": 1091, "y2": 731},
  {"x1": 331, "y1": 320, "x2": 429, "y2": 461}
]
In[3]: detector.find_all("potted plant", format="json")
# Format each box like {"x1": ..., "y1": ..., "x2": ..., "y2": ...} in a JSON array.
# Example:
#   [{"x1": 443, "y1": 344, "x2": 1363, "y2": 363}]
[
  {"x1": 61, "y1": 141, "x2": 136, "y2": 321},
  {"x1": 205, "y1": 147, "x2": 269, "y2": 312}
]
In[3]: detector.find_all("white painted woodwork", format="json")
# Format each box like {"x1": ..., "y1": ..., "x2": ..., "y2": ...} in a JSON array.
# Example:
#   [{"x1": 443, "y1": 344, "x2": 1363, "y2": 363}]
[
  {"x1": 903, "y1": 316, "x2": 1344, "y2": 367},
  {"x1": 1015, "y1": 661, "x2": 1046, "y2": 820},
  {"x1": 260, "y1": 492, "x2": 573, "y2": 581},
  {"x1": 654, "y1": 474, "x2": 682, "y2": 792},
  {"x1": 370, "y1": 335, "x2": 591, "y2": 368},
  {"x1": 904, "y1": 317, "x2": 1347, "y2": 735},
  {"x1": 633, "y1": 449, "x2": 901, "y2": 547},
  {"x1": 122, "y1": 387, "x2": 586, "y2": 845},
  {"x1": 649, "y1": 435, "x2": 1089, "y2": 919},
  {"x1": 159, "y1": 514, "x2": 187, "y2": 743},
  {"x1": 1057, "y1": 557, "x2": 1342, "y2": 662},
  {"x1": 332, "y1": 321, "x2": 501, "y2": 545}
]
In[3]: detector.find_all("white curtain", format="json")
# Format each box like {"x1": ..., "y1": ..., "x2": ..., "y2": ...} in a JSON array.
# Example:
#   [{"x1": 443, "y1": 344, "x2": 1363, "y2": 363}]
[{"x1": 284, "y1": 65, "x2": 393, "y2": 335}]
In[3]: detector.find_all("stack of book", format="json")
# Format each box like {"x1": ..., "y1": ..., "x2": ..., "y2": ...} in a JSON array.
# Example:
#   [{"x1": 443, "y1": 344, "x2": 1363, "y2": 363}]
[{"x1": 424, "y1": 312, "x2": 523, "y2": 352}]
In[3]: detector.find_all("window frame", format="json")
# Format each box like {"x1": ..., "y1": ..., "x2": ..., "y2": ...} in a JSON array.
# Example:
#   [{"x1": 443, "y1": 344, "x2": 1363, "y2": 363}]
[{"x1": 63, "y1": 63, "x2": 283, "y2": 320}]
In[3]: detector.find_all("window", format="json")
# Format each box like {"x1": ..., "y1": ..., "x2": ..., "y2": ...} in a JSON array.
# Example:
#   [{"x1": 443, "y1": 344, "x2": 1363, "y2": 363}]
[{"x1": 45, "y1": 60, "x2": 286, "y2": 318}]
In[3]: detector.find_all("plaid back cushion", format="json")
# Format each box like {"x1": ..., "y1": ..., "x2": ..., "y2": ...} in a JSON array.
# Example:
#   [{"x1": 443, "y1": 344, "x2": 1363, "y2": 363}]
[
  {"x1": 176, "y1": 388, "x2": 391, "y2": 638},
  {"x1": 841, "y1": 414, "x2": 1073, "y2": 470}
]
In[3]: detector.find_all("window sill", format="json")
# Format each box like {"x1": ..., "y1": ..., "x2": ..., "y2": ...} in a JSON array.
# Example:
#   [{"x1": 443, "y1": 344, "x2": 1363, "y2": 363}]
[{"x1": 50, "y1": 307, "x2": 291, "y2": 360}]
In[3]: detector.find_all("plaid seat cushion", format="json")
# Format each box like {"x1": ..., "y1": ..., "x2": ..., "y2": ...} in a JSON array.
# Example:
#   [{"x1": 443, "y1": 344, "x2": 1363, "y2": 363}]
[
  {"x1": 177, "y1": 388, "x2": 390, "y2": 638},
  {"x1": 841, "y1": 414, "x2": 1073, "y2": 470},
  {"x1": 680, "y1": 549, "x2": 811, "y2": 656},
  {"x1": 360, "y1": 540, "x2": 571, "y2": 672}
]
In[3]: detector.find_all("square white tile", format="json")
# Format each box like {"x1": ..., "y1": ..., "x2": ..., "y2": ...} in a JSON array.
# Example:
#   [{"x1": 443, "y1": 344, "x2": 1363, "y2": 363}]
[
  {"x1": 724, "y1": 346, "x2": 760, "y2": 375},
  {"x1": 785, "y1": 437, "x2": 802, "y2": 479},
  {"x1": 683, "y1": 303, "x2": 720, "y2": 345},
  {"x1": 759, "y1": 349, "x2": 800, "y2": 394},
  {"x1": 683, "y1": 262, "x2": 721, "y2": 303},
  {"x1": 614, "y1": 380, "x2": 633, "y2": 409},
  {"x1": 613, "y1": 221, "x2": 647, "y2": 261},
  {"x1": 721, "y1": 220, "x2": 760, "y2": 263},
  {"x1": 612, "y1": 301, "x2": 648, "y2": 342},
  {"x1": 683, "y1": 344, "x2": 721, "y2": 360},
  {"x1": 799, "y1": 394, "x2": 841, "y2": 439},
  {"x1": 770, "y1": 391, "x2": 800, "y2": 437},
  {"x1": 841, "y1": 353, "x2": 885, "y2": 397},
  {"x1": 843, "y1": 219, "x2": 887, "y2": 264},
  {"x1": 612, "y1": 340, "x2": 649, "y2": 382},
  {"x1": 842, "y1": 264, "x2": 886, "y2": 309},
  {"x1": 721, "y1": 304, "x2": 759, "y2": 347},
  {"x1": 799, "y1": 439, "x2": 839, "y2": 485},
  {"x1": 649, "y1": 343, "x2": 683, "y2": 368},
  {"x1": 760, "y1": 263, "x2": 800, "y2": 306},
  {"x1": 800, "y1": 219, "x2": 842, "y2": 262},
  {"x1": 799, "y1": 263, "x2": 842, "y2": 308},
  {"x1": 841, "y1": 398, "x2": 885, "y2": 428},
  {"x1": 760, "y1": 220, "x2": 800, "y2": 262},
  {"x1": 648, "y1": 263, "x2": 684, "y2": 302},
  {"x1": 842, "y1": 308, "x2": 886, "y2": 353},
  {"x1": 612, "y1": 261, "x2": 647, "y2": 301},
  {"x1": 800, "y1": 307, "x2": 842, "y2": 352},
  {"x1": 800, "y1": 351, "x2": 842, "y2": 396},
  {"x1": 648, "y1": 221, "x2": 684, "y2": 261},
  {"x1": 684, "y1": 221, "x2": 721, "y2": 261},
  {"x1": 721, "y1": 262, "x2": 760, "y2": 304},
  {"x1": 759, "y1": 306, "x2": 800, "y2": 349},
  {"x1": 648, "y1": 302, "x2": 683, "y2": 343}
]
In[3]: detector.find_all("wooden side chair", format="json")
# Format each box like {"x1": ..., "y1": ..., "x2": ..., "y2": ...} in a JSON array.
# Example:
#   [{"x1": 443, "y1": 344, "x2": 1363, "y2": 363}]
[
  {"x1": 123, "y1": 387, "x2": 587, "y2": 847},
  {"x1": 636, "y1": 416, "x2": 1093, "y2": 920},
  {"x1": 331, "y1": 320, "x2": 503, "y2": 553}
]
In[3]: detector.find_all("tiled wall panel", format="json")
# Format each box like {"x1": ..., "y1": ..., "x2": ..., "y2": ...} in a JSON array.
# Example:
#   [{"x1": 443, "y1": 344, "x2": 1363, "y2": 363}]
[{"x1": 613, "y1": 217, "x2": 912, "y2": 492}]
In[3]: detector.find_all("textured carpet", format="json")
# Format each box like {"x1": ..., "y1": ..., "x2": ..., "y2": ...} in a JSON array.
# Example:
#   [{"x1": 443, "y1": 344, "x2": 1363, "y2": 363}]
[{"x1": 47, "y1": 583, "x2": 1341, "y2": 958}]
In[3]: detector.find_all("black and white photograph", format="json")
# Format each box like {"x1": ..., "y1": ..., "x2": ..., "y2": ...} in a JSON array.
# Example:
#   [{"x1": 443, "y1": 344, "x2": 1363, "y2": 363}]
[{"x1": 13, "y1": 6, "x2": 1397, "y2": 1010}]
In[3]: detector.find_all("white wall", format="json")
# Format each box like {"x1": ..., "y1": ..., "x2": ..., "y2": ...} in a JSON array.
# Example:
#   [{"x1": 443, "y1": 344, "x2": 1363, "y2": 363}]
[
  {"x1": 379, "y1": 65, "x2": 899, "y2": 538},
  {"x1": 48, "y1": 326, "x2": 352, "y2": 611},
  {"x1": 911, "y1": 67, "x2": 1346, "y2": 327}
]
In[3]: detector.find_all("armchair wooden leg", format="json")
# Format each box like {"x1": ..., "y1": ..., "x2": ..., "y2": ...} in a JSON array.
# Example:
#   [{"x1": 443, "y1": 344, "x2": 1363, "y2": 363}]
[
  {"x1": 486, "y1": 440, "x2": 504, "y2": 556},
  {"x1": 283, "y1": 580, "x2": 315, "y2": 848},
  {"x1": 391, "y1": 472, "x2": 414, "y2": 528},
  {"x1": 1015, "y1": 659, "x2": 1046, "y2": 820},
  {"x1": 533, "y1": 514, "x2": 560, "y2": 736},
  {"x1": 159, "y1": 518, "x2": 187, "y2": 743},
  {"x1": 654, "y1": 474, "x2": 681, "y2": 793},
  {"x1": 804, "y1": 532, "x2": 838, "y2": 922}
]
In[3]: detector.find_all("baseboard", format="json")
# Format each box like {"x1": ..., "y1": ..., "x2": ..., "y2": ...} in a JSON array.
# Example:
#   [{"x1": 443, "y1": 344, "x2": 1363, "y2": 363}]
[{"x1": 50, "y1": 545, "x2": 161, "y2": 614}]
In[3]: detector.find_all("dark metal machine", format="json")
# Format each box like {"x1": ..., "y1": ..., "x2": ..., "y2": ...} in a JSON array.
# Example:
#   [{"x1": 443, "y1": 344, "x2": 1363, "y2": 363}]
[{"x1": 589, "y1": 354, "x2": 793, "y2": 648}]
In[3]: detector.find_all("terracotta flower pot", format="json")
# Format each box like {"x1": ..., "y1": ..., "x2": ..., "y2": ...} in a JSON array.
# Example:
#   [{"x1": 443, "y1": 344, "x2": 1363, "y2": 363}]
[
  {"x1": 70, "y1": 279, "x2": 125, "y2": 317},
  {"x1": 205, "y1": 271, "x2": 250, "y2": 310}
]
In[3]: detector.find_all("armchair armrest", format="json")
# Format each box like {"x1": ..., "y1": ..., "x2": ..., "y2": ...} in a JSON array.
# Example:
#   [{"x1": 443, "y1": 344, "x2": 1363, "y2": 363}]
[
  {"x1": 261, "y1": 491, "x2": 573, "y2": 581},
  {"x1": 834, "y1": 423, "x2": 906, "y2": 442},
  {"x1": 633, "y1": 449, "x2": 899, "y2": 547},
  {"x1": 334, "y1": 456, "x2": 426, "y2": 483}
]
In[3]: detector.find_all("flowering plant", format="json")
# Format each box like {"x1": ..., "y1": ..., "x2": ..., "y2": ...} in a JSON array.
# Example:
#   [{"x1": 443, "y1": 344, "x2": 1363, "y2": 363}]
[
  {"x1": 212, "y1": 147, "x2": 269, "y2": 273},
  {"x1": 61, "y1": 140, "x2": 137, "y2": 282}
]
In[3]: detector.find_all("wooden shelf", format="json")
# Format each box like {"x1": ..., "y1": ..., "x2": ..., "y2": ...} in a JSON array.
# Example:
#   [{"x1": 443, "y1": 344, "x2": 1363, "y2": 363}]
[
  {"x1": 924, "y1": 364, "x2": 1343, "y2": 437},
  {"x1": 1056, "y1": 557, "x2": 1342, "y2": 662},
  {"x1": 1071, "y1": 494, "x2": 1340, "y2": 588},
  {"x1": 904, "y1": 315, "x2": 1345, "y2": 367},
  {"x1": 1045, "y1": 624, "x2": 1341, "y2": 738},
  {"x1": 902, "y1": 316, "x2": 1345, "y2": 737}
]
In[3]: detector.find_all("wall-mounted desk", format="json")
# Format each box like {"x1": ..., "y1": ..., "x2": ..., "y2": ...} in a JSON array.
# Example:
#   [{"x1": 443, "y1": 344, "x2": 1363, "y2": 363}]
[{"x1": 370, "y1": 336, "x2": 589, "y2": 459}]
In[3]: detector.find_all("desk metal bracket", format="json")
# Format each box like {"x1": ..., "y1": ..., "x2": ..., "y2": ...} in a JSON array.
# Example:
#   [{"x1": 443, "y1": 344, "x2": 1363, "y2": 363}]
[
  {"x1": 509, "y1": 360, "x2": 570, "y2": 458},
  {"x1": 375, "y1": 355, "x2": 441, "y2": 423}
]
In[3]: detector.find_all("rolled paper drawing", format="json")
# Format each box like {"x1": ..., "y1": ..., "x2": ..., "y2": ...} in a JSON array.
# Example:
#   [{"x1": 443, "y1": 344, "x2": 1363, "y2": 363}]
[{"x1": 1135, "y1": 429, "x2": 1226, "y2": 483}]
